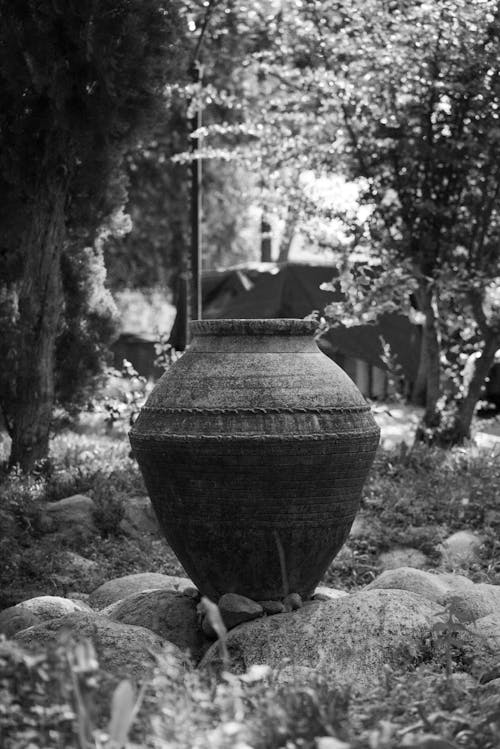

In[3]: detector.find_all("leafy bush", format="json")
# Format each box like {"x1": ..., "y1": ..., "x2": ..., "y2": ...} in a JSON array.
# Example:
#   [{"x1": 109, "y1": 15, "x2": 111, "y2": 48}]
[
  {"x1": 325, "y1": 444, "x2": 500, "y2": 590},
  {"x1": 2, "y1": 636, "x2": 499, "y2": 749}
]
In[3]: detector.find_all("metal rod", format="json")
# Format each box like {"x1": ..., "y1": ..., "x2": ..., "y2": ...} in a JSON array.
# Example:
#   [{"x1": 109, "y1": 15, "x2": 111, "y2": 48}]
[{"x1": 190, "y1": 62, "x2": 203, "y2": 321}]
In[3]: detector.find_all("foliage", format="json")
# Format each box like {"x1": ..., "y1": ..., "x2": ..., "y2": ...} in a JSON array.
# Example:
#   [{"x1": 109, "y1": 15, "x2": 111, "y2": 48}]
[
  {"x1": 0, "y1": 0, "x2": 185, "y2": 469},
  {"x1": 103, "y1": 1, "x2": 265, "y2": 297},
  {"x1": 0, "y1": 637, "x2": 145, "y2": 749},
  {"x1": 1, "y1": 418, "x2": 500, "y2": 747},
  {"x1": 196, "y1": 0, "x2": 500, "y2": 442},
  {"x1": 2, "y1": 636, "x2": 500, "y2": 748}
]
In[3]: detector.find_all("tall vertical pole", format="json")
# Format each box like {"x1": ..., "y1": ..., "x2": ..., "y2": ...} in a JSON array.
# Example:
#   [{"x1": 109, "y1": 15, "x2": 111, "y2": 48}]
[{"x1": 190, "y1": 62, "x2": 203, "y2": 321}]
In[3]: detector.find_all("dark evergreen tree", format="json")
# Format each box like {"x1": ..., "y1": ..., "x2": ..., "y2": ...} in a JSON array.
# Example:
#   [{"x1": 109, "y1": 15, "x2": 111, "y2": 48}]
[{"x1": 0, "y1": 0, "x2": 185, "y2": 470}]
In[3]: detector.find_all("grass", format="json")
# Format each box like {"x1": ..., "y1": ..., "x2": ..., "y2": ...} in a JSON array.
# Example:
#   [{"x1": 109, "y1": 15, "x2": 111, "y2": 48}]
[{"x1": 0, "y1": 413, "x2": 500, "y2": 748}]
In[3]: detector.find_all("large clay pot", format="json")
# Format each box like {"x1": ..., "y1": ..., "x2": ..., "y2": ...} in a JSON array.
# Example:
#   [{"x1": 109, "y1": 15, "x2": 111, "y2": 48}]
[{"x1": 130, "y1": 319, "x2": 380, "y2": 601}]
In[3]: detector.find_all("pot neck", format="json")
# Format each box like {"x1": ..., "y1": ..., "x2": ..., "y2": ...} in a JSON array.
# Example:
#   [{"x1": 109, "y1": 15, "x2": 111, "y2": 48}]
[{"x1": 190, "y1": 319, "x2": 318, "y2": 338}]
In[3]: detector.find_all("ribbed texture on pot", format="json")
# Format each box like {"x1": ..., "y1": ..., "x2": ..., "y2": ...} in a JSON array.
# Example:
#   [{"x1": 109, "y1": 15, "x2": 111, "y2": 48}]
[{"x1": 130, "y1": 318, "x2": 380, "y2": 600}]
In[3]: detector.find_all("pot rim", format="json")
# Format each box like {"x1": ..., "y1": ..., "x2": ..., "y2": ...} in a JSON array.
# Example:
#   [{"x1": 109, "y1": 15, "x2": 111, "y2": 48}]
[{"x1": 190, "y1": 318, "x2": 319, "y2": 336}]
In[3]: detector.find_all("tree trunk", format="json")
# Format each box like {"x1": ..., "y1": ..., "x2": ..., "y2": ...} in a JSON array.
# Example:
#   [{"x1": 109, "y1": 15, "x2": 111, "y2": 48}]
[
  {"x1": 8, "y1": 185, "x2": 66, "y2": 471},
  {"x1": 410, "y1": 324, "x2": 428, "y2": 406},
  {"x1": 260, "y1": 213, "x2": 272, "y2": 262},
  {"x1": 278, "y1": 207, "x2": 298, "y2": 262},
  {"x1": 449, "y1": 331, "x2": 500, "y2": 442},
  {"x1": 414, "y1": 281, "x2": 442, "y2": 440}
]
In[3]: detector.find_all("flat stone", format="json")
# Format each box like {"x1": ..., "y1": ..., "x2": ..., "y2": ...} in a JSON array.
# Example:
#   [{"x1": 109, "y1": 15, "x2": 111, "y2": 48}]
[
  {"x1": 217, "y1": 593, "x2": 263, "y2": 629},
  {"x1": 201, "y1": 589, "x2": 443, "y2": 690},
  {"x1": 259, "y1": 600, "x2": 285, "y2": 615},
  {"x1": 101, "y1": 589, "x2": 206, "y2": 662},
  {"x1": 276, "y1": 665, "x2": 318, "y2": 685},
  {"x1": 88, "y1": 573, "x2": 193, "y2": 609},
  {"x1": 119, "y1": 495, "x2": 161, "y2": 539},
  {"x1": 378, "y1": 548, "x2": 429, "y2": 570},
  {"x1": 14, "y1": 612, "x2": 183, "y2": 682},
  {"x1": 0, "y1": 596, "x2": 91, "y2": 638},
  {"x1": 313, "y1": 586, "x2": 349, "y2": 602}
]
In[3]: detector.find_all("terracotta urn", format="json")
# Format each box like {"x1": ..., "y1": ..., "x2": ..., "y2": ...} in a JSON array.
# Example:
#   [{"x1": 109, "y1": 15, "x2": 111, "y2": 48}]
[{"x1": 129, "y1": 319, "x2": 380, "y2": 601}]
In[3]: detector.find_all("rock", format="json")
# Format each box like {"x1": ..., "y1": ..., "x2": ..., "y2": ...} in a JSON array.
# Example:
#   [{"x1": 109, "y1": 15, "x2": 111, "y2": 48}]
[
  {"x1": 445, "y1": 583, "x2": 500, "y2": 622},
  {"x1": 67, "y1": 592, "x2": 91, "y2": 605},
  {"x1": 101, "y1": 589, "x2": 205, "y2": 662},
  {"x1": 0, "y1": 596, "x2": 91, "y2": 638},
  {"x1": 436, "y1": 573, "x2": 476, "y2": 594},
  {"x1": 201, "y1": 589, "x2": 443, "y2": 690},
  {"x1": 58, "y1": 551, "x2": 99, "y2": 575},
  {"x1": 119, "y1": 495, "x2": 161, "y2": 539},
  {"x1": 473, "y1": 612, "x2": 500, "y2": 650},
  {"x1": 313, "y1": 586, "x2": 349, "y2": 602},
  {"x1": 40, "y1": 494, "x2": 97, "y2": 542},
  {"x1": 479, "y1": 677, "x2": 500, "y2": 696},
  {"x1": 450, "y1": 672, "x2": 478, "y2": 691},
  {"x1": 440, "y1": 531, "x2": 484, "y2": 566},
  {"x1": 183, "y1": 587, "x2": 201, "y2": 601},
  {"x1": 378, "y1": 548, "x2": 429, "y2": 571},
  {"x1": 276, "y1": 665, "x2": 318, "y2": 685},
  {"x1": 14, "y1": 612, "x2": 183, "y2": 682},
  {"x1": 283, "y1": 593, "x2": 303, "y2": 612},
  {"x1": 366, "y1": 567, "x2": 450, "y2": 602},
  {"x1": 316, "y1": 738, "x2": 351, "y2": 749},
  {"x1": 349, "y1": 515, "x2": 374, "y2": 539},
  {"x1": 485, "y1": 509, "x2": 500, "y2": 527},
  {"x1": 88, "y1": 573, "x2": 193, "y2": 610},
  {"x1": 259, "y1": 600, "x2": 285, "y2": 615},
  {"x1": 217, "y1": 594, "x2": 263, "y2": 629},
  {"x1": 366, "y1": 567, "x2": 476, "y2": 605}
]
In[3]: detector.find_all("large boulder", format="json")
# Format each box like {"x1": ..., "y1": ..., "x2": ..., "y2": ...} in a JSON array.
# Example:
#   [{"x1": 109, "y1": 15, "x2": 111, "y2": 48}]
[
  {"x1": 366, "y1": 567, "x2": 499, "y2": 623},
  {"x1": 378, "y1": 548, "x2": 429, "y2": 571},
  {"x1": 119, "y1": 495, "x2": 161, "y2": 539},
  {"x1": 200, "y1": 589, "x2": 444, "y2": 690},
  {"x1": 88, "y1": 573, "x2": 194, "y2": 610},
  {"x1": 472, "y1": 613, "x2": 500, "y2": 650},
  {"x1": 366, "y1": 567, "x2": 474, "y2": 603},
  {"x1": 0, "y1": 596, "x2": 91, "y2": 638},
  {"x1": 440, "y1": 531, "x2": 484, "y2": 566},
  {"x1": 14, "y1": 612, "x2": 183, "y2": 682},
  {"x1": 40, "y1": 494, "x2": 97, "y2": 542},
  {"x1": 101, "y1": 589, "x2": 206, "y2": 661},
  {"x1": 445, "y1": 583, "x2": 500, "y2": 622}
]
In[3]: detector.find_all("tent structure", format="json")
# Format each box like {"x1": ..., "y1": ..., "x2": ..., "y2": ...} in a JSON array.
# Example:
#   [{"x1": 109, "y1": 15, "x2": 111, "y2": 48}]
[
  {"x1": 200, "y1": 263, "x2": 420, "y2": 399},
  {"x1": 204, "y1": 263, "x2": 344, "y2": 319}
]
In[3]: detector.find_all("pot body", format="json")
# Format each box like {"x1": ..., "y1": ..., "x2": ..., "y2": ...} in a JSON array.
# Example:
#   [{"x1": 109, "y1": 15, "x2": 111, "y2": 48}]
[{"x1": 130, "y1": 319, "x2": 380, "y2": 601}]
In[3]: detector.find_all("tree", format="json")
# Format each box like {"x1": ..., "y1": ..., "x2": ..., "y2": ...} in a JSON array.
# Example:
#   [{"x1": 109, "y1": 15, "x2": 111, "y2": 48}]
[
  {"x1": 0, "y1": 1, "x2": 185, "y2": 470},
  {"x1": 205, "y1": 0, "x2": 500, "y2": 443}
]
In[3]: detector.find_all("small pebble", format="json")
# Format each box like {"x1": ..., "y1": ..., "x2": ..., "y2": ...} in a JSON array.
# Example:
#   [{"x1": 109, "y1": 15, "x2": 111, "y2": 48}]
[
  {"x1": 283, "y1": 593, "x2": 302, "y2": 612},
  {"x1": 218, "y1": 593, "x2": 263, "y2": 629},
  {"x1": 182, "y1": 586, "x2": 201, "y2": 601}
]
